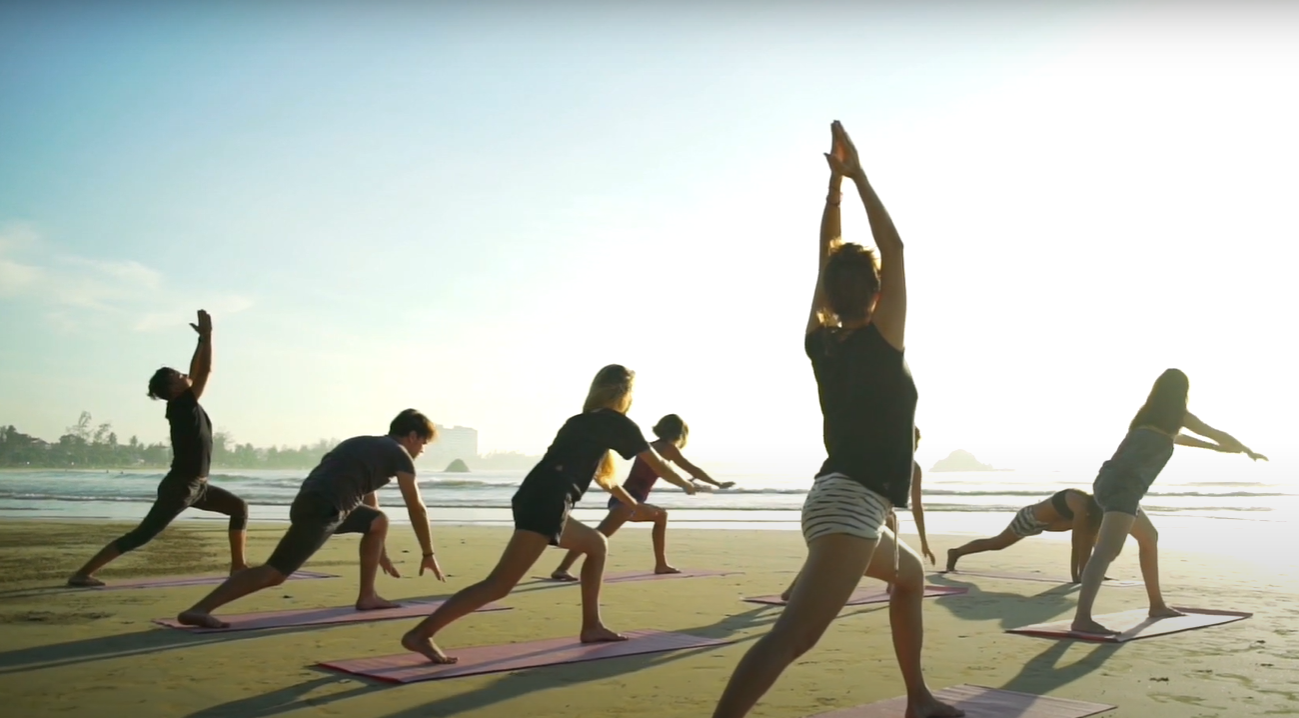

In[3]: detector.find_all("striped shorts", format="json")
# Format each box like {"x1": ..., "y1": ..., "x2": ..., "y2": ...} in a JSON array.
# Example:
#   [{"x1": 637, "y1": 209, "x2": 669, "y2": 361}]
[
  {"x1": 801, "y1": 473, "x2": 892, "y2": 543},
  {"x1": 1008, "y1": 505, "x2": 1048, "y2": 538}
]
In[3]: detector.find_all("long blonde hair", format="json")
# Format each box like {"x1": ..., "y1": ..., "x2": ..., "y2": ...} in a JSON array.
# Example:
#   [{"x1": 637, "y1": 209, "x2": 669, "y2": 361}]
[{"x1": 583, "y1": 364, "x2": 635, "y2": 489}]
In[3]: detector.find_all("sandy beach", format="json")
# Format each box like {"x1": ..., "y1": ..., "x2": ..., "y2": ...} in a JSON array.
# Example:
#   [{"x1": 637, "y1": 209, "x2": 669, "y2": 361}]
[{"x1": 0, "y1": 519, "x2": 1294, "y2": 718}]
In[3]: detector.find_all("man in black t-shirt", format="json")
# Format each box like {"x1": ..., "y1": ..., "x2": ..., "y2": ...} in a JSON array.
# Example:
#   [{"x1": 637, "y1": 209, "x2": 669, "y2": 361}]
[
  {"x1": 68, "y1": 310, "x2": 251, "y2": 588},
  {"x1": 177, "y1": 409, "x2": 445, "y2": 629}
]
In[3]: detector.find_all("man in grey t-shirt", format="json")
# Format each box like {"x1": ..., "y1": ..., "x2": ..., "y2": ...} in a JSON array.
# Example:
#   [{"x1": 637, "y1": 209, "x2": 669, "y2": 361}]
[{"x1": 177, "y1": 410, "x2": 445, "y2": 629}]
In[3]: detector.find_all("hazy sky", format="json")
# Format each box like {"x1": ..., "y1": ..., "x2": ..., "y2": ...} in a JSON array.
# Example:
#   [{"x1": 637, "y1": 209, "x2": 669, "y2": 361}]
[{"x1": 1, "y1": 1, "x2": 1294, "y2": 477}]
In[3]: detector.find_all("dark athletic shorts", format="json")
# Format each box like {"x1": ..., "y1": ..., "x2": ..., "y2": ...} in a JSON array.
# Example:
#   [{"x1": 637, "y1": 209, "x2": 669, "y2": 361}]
[
  {"x1": 1092, "y1": 470, "x2": 1151, "y2": 517},
  {"x1": 607, "y1": 486, "x2": 649, "y2": 510},
  {"x1": 511, "y1": 488, "x2": 573, "y2": 546},
  {"x1": 265, "y1": 491, "x2": 382, "y2": 576}
]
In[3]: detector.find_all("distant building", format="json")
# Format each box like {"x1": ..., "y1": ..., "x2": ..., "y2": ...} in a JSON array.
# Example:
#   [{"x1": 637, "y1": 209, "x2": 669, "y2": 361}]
[{"x1": 427, "y1": 424, "x2": 479, "y2": 467}]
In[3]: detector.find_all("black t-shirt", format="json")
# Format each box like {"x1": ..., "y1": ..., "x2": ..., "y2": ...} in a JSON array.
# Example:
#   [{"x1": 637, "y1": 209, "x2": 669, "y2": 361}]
[
  {"x1": 806, "y1": 323, "x2": 918, "y2": 508},
  {"x1": 518, "y1": 409, "x2": 651, "y2": 504},
  {"x1": 299, "y1": 435, "x2": 417, "y2": 513},
  {"x1": 166, "y1": 389, "x2": 212, "y2": 479}
]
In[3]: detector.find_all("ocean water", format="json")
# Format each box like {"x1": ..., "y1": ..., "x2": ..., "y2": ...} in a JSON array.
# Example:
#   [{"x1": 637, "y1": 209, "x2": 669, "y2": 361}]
[{"x1": 1, "y1": 465, "x2": 1293, "y2": 554}]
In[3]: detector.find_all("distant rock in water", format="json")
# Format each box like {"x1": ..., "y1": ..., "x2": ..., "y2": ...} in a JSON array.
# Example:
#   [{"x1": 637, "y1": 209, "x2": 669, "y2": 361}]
[
  {"x1": 444, "y1": 459, "x2": 471, "y2": 473},
  {"x1": 930, "y1": 450, "x2": 997, "y2": 472}
]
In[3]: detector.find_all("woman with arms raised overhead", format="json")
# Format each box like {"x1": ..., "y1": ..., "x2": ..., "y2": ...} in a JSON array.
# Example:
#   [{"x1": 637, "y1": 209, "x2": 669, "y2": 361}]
[{"x1": 711, "y1": 122, "x2": 962, "y2": 718}]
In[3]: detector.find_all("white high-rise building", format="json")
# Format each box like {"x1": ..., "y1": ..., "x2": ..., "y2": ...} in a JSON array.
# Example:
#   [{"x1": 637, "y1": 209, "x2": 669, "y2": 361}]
[{"x1": 429, "y1": 424, "x2": 479, "y2": 466}]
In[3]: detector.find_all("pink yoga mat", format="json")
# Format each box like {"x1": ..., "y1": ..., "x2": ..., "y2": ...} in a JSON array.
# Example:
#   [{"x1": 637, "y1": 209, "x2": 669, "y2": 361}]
[
  {"x1": 89, "y1": 570, "x2": 337, "y2": 590},
  {"x1": 319, "y1": 629, "x2": 733, "y2": 684},
  {"x1": 810, "y1": 684, "x2": 1114, "y2": 718},
  {"x1": 1008, "y1": 607, "x2": 1252, "y2": 643},
  {"x1": 152, "y1": 599, "x2": 509, "y2": 633},
  {"x1": 532, "y1": 568, "x2": 740, "y2": 584},
  {"x1": 744, "y1": 584, "x2": 968, "y2": 607},
  {"x1": 939, "y1": 570, "x2": 1142, "y2": 587}
]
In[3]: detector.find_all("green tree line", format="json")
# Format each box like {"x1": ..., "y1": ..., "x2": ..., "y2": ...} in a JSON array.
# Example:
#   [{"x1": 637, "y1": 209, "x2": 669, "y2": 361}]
[{"x1": 0, "y1": 412, "x2": 339, "y2": 470}]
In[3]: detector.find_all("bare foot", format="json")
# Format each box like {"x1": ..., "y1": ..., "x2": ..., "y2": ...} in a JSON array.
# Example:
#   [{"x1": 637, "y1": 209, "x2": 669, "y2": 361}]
[
  {"x1": 229, "y1": 563, "x2": 250, "y2": 575},
  {"x1": 580, "y1": 625, "x2": 628, "y2": 643},
  {"x1": 654, "y1": 565, "x2": 681, "y2": 575},
  {"x1": 906, "y1": 691, "x2": 966, "y2": 718},
  {"x1": 177, "y1": 610, "x2": 229, "y2": 629},
  {"x1": 550, "y1": 571, "x2": 579, "y2": 582},
  {"x1": 401, "y1": 630, "x2": 457, "y2": 664},
  {"x1": 356, "y1": 595, "x2": 400, "y2": 611},
  {"x1": 67, "y1": 574, "x2": 105, "y2": 588},
  {"x1": 1149, "y1": 605, "x2": 1184, "y2": 619},
  {"x1": 1070, "y1": 617, "x2": 1118, "y2": 636},
  {"x1": 945, "y1": 549, "x2": 959, "y2": 573}
]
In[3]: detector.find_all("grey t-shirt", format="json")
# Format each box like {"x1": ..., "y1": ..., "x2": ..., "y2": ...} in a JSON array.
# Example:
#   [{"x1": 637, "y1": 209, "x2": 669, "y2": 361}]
[{"x1": 299, "y1": 435, "x2": 416, "y2": 513}]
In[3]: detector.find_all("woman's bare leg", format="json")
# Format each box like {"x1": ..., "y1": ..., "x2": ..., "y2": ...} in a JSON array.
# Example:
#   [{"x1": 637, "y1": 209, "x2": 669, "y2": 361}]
[
  {"x1": 945, "y1": 528, "x2": 1022, "y2": 571},
  {"x1": 1129, "y1": 509, "x2": 1180, "y2": 618},
  {"x1": 865, "y1": 528, "x2": 963, "y2": 718},
  {"x1": 402, "y1": 530, "x2": 550, "y2": 663},
  {"x1": 1071, "y1": 511, "x2": 1137, "y2": 634},
  {"x1": 557, "y1": 519, "x2": 624, "y2": 642},
  {"x1": 712, "y1": 533, "x2": 875, "y2": 718},
  {"x1": 551, "y1": 508, "x2": 630, "y2": 580}
]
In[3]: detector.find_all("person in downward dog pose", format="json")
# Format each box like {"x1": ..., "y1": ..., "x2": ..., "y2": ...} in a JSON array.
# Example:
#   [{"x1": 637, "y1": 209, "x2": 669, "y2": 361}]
[
  {"x1": 945, "y1": 488, "x2": 1103, "y2": 582},
  {"x1": 176, "y1": 409, "x2": 444, "y2": 628},
  {"x1": 549, "y1": 413, "x2": 735, "y2": 581},
  {"x1": 401, "y1": 364, "x2": 693, "y2": 664},
  {"x1": 712, "y1": 122, "x2": 962, "y2": 718},
  {"x1": 68, "y1": 310, "x2": 250, "y2": 587},
  {"x1": 779, "y1": 425, "x2": 932, "y2": 600},
  {"x1": 1070, "y1": 368, "x2": 1266, "y2": 635}
]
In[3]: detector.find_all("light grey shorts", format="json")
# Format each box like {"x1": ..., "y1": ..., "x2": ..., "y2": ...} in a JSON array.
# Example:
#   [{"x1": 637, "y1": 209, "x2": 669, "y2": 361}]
[
  {"x1": 801, "y1": 473, "x2": 892, "y2": 544},
  {"x1": 1008, "y1": 505, "x2": 1049, "y2": 538}
]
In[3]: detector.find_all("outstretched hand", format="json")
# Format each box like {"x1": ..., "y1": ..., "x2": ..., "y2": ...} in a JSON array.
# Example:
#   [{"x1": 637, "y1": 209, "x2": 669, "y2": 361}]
[
  {"x1": 718, "y1": 481, "x2": 736, "y2": 489},
  {"x1": 420, "y1": 554, "x2": 446, "y2": 581},
  {"x1": 379, "y1": 551, "x2": 401, "y2": 578},
  {"x1": 683, "y1": 482, "x2": 698, "y2": 496},
  {"x1": 920, "y1": 542, "x2": 936, "y2": 566},
  {"x1": 190, "y1": 309, "x2": 212, "y2": 337},
  {"x1": 1245, "y1": 449, "x2": 1268, "y2": 462}
]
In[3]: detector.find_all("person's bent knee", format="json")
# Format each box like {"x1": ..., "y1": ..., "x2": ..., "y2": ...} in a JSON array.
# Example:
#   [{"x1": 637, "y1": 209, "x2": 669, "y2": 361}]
[
  {"x1": 229, "y1": 499, "x2": 250, "y2": 532},
  {"x1": 891, "y1": 549, "x2": 925, "y2": 593},
  {"x1": 368, "y1": 510, "x2": 390, "y2": 535},
  {"x1": 582, "y1": 530, "x2": 609, "y2": 557},
  {"x1": 654, "y1": 508, "x2": 668, "y2": 523},
  {"x1": 264, "y1": 567, "x2": 290, "y2": 587}
]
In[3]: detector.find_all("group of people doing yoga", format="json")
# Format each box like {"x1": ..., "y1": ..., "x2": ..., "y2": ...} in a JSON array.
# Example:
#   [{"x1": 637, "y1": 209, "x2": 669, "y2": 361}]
[{"x1": 66, "y1": 121, "x2": 1269, "y2": 718}]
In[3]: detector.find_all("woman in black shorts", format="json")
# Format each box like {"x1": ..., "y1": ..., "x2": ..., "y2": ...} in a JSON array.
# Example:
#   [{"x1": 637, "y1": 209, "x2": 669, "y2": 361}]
[
  {"x1": 68, "y1": 310, "x2": 249, "y2": 587},
  {"x1": 401, "y1": 364, "x2": 692, "y2": 664},
  {"x1": 945, "y1": 489, "x2": 1103, "y2": 582},
  {"x1": 711, "y1": 122, "x2": 961, "y2": 718},
  {"x1": 1071, "y1": 369, "x2": 1266, "y2": 635}
]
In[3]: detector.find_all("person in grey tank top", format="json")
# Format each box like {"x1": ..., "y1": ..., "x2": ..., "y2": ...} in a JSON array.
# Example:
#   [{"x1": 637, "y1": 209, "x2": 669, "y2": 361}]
[{"x1": 1072, "y1": 369, "x2": 1267, "y2": 636}]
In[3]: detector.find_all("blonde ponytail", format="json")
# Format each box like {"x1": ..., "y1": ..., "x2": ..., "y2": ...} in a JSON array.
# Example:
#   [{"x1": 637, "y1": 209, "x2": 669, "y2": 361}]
[{"x1": 582, "y1": 364, "x2": 635, "y2": 491}]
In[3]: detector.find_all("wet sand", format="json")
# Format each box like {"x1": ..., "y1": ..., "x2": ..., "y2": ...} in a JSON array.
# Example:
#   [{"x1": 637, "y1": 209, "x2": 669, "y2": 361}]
[{"x1": 0, "y1": 519, "x2": 1293, "y2": 717}]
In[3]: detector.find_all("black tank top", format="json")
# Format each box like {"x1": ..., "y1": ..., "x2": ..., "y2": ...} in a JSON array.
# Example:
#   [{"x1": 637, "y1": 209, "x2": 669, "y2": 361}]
[
  {"x1": 805, "y1": 323, "x2": 918, "y2": 508},
  {"x1": 1049, "y1": 489, "x2": 1074, "y2": 520}
]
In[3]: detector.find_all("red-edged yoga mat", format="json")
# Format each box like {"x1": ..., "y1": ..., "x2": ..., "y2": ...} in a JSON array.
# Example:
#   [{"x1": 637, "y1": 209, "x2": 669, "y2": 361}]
[
  {"x1": 744, "y1": 584, "x2": 968, "y2": 607},
  {"x1": 809, "y1": 684, "x2": 1114, "y2": 718},
  {"x1": 152, "y1": 599, "x2": 509, "y2": 633},
  {"x1": 88, "y1": 570, "x2": 337, "y2": 590},
  {"x1": 532, "y1": 568, "x2": 740, "y2": 584},
  {"x1": 939, "y1": 569, "x2": 1142, "y2": 587},
  {"x1": 1007, "y1": 607, "x2": 1252, "y2": 643},
  {"x1": 319, "y1": 629, "x2": 734, "y2": 684}
]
